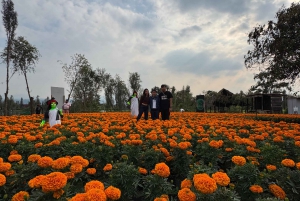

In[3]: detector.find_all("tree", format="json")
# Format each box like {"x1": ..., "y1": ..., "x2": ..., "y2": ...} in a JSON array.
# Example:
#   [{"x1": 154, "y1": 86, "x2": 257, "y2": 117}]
[
  {"x1": 114, "y1": 74, "x2": 129, "y2": 111},
  {"x1": 60, "y1": 54, "x2": 91, "y2": 101},
  {"x1": 1, "y1": 0, "x2": 18, "y2": 116},
  {"x1": 9, "y1": 36, "x2": 40, "y2": 114},
  {"x1": 249, "y1": 71, "x2": 292, "y2": 94},
  {"x1": 245, "y1": 2, "x2": 300, "y2": 85},
  {"x1": 20, "y1": 97, "x2": 23, "y2": 108},
  {"x1": 103, "y1": 74, "x2": 115, "y2": 110},
  {"x1": 128, "y1": 72, "x2": 142, "y2": 93}
]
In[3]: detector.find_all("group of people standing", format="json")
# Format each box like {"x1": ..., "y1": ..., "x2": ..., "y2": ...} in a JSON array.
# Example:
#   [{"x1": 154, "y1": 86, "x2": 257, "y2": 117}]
[{"x1": 127, "y1": 84, "x2": 173, "y2": 121}]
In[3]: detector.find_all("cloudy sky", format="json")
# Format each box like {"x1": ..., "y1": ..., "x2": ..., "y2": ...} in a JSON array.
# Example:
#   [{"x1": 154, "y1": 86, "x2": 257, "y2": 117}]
[{"x1": 0, "y1": 0, "x2": 295, "y2": 101}]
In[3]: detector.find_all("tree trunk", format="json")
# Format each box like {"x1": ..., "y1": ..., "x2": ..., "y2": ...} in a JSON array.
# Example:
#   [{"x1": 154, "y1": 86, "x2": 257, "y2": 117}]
[
  {"x1": 24, "y1": 72, "x2": 33, "y2": 115},
  {"x1": 4, "y1": 40, "x2": 11, "y2": 116}
]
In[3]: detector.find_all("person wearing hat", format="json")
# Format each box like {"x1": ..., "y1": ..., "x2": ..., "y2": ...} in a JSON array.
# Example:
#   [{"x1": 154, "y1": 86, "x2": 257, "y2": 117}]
[
  {"x1": 149, "y1": 89, "x2": 160, "y2": 120},
  {"x1": 40, "y1": 98, "x2": 63, "y2": 128},
  {"x1": 159, "y1": 84, "x2": 173, "y2": 120}
]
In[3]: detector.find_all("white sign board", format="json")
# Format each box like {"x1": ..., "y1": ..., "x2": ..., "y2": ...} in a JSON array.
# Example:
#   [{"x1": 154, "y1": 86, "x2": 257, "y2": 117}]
[{"x1": 51, "y1": 87, "x2": 64, "y2": 110}]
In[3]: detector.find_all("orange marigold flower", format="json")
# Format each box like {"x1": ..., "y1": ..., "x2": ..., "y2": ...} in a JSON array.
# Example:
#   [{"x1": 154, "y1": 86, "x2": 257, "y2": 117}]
[
  {"x1": 249, "y1": 185, "x2": 263, "y2": 193},
  {"x1": 231, "y1": 156, "x2": 246, "y2": 166},
  {"x1": 64, "y1": 172, "x2": 75, "y2": 180},
  {"x1": 138, "y1": 167, "x2": 148, "y2": 175},
  {"x1": 5, "y1": 169, "x2": 15, "y2": 176},
  {"x1": 0, "y1": 173, "x2": 6, "y2": 186},
  {"x1": 178, "y1": 188, "x2": 196, "y2": 201},
  {"x1": 8, "y1": 154, "x2": 22, "y2": 162},
  {"x1": 41, "y1": 172, "x2": 68, "y2": 192},
  {"x1": 86, "y1": 188, "x2": 107, "y2": 201},
  {"x1": 193, "y1": 173, "x2": 217, "y2": 194},
  {"x1": 69, "y1": 193, "x2": 87, "y2": 201},
  {"x1": 178, "y1": 142, "x2": 189, "y2": 150},
  {"x1": 212, "y1": 172, "x2": 230, "y2": 186},
  {"x1": 34, "y1": 142, "x2": 43, "y2": 148},
  {"x1": 266, "y1": 164, "x2": 277, "y2": 171},
  {"x1": 70, "y1": 164, "x2": 83, "y2": 174},
  {"x1": 0, "y1": 162, "x2": 11, "y2": 172},
  {"x1": 180, "y1": 178, "x2": 192, "y2": 189},
  {"x1": 28, "y1": 154, "x2": 41, "y2": 163},
  {"x1": 52, "y1": 157, "x2": 70, "y2": 169},
  {"x1": 296, "y1": 162, "x2": 300, "y2": 170},
  {"x1": 269, "y1": 184, "x2": 286, "y2": 200},
  {"x1": 153, "y1": 162, "x2": 170, "y2": 178},
  {"x1": 37, "y1": 156, "x2": 53, "y2": 168},
  {"x1": 225, "y1": 148, "x2": 233, "y2": 152},
  {"x1": 11, "y1": 191, "x2": 29, "y2": 201},
  {"x1": 0, "y1": 157, "x2": 3, "y2": 163},
  {"x1": 86, "y1": 168, "x2": 97, "y2": 175},
  {"x1": 104, "y1": 186, "x2": 121, "y2": 200},
  {"x1": 154, "y1": 198, "x2": 168, "y2": 201},
  {"x1": 28, "y1": 175, "x2": 46, "y2": 188},
  {"x1": 53, "y1": 189, "x2": 64, "y2": 199},
  {"x1": 85, "y1": 180, "x2": 105, "y2": 192},
  {"x1": 70, "y1": 156, "x2": 89, "y2": 167},
  {"x1": 209, "y1": 140, "x2": 223, "y2": 149},
  {"x1": 103, "y1": 163, "x2": 113, "y2": 171},
  {"x1": 281, "y1": 159, "x2": 295, "y2": 168}
]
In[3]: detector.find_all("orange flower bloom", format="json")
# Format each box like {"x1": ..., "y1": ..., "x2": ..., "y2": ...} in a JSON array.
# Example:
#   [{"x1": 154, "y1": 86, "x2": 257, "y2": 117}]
[
  {"x1": 249, "y1": 185, "x2": 263, "y2": 193},
  {"x1": 64, "y1": 172, "x2": 75, "y2": 180},
  {"x1": 28, "y1": 154, "x2": 41, "y2": 163},
  {"x1": 104, "y1": 186, "x2": 121, "y2": 200},
  {"x1": 8, "y1": 154, "x2": 22, "y2": 162},
  {"x1": 53, "y1": 189, "x2": 64, "y2": 199},
  {"x1": 85, "y1": 180, "x2": 105, "y2": 192},
  {"x1": 41, "y1": 172, "x2": 68, "y2": 192},
  {"x1": 231, "y1": 156, "x2": 246, "y2": 166},
  {"x1": 52, "y1": 157, "x2": 70, "y2": 169},
  {"x1": 70, "y1": 156, "x2": 89, "y2": 167},
  {"x1": 5, "y1": 169, "x2": 15, "y2": 176},
  {"x1": 0, "y1": 162, "x2": 11, "y2": 172},
  {"x1": 212, "y1": 172, "x2": 230, "y2": 186},
  {"x1": 269, "y1": 184, "x2": 286, "y2": 200},
  {"x1": 28, "y1": 175, "x2": 46, "y2": 188},
  {"x1": 11, "y1": 191, "x2": 29, "y2": 201},
  {"x1": 193, "y1": 173, "x2": 217, "y2": 194},
  {"x1": 296, "y1": 162, "x2": 300, "y2": 170},
  {"x1": 0, "y1": 173, "x2": 6, "y2": 186},
  {"x1": 266, "y1": 164, "x2": 277, "y2": 171},
  {"x1": 153, "y1": 162, "x2": 170, "y2": 178},
  {"x1": 86, "y1": 188, "x2": 107, "y2": 201},
  {"x1": 70, "y1": 164, "x2": 83, "y2": 174},
  {"x1": 86, "y1": 168, "x2": 97, "y2": 175},
  {"x1": 69, "y1": 193, "x2": 87, "y2": 201},
  {"x1": 103, "y1": 163, "x2": 113, "y2": 171},
  {"x1": 37, "y1": 156, "x2": 53, "y2": 168},
  {"x1": 178, "y1": 188, "x2": 196, "y2": 201},
  {"x1": 138, "y1": 167, "x2": 148, "y2": 175},
  {"x1": 181, "y1": 179, "x2": 192, "y2": 189},
  {"x1": 281, "y1": 159, "x2": 295, "y2": 167}
]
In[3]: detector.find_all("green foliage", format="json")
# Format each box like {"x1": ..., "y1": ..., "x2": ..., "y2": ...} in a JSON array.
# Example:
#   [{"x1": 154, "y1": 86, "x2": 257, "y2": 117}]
[{"x1": 259, "y1": 144, "x2": 286, "y2": 166}]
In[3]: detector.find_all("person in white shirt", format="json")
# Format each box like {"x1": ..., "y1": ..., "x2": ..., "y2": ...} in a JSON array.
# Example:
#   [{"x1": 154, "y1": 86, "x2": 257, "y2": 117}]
[
  {"x1": 180, "y1": 108, "x2": 185, "y2": 112},
  {"x1": 63, "y1": 99, "x2": 71, "y2": 114}
]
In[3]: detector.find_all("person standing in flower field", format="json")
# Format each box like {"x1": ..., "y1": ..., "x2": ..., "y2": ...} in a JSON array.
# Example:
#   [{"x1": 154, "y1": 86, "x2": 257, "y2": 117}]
[
  {"x1": 159, "y1": 84, "x2": 173, "y2": 120},
  {"x1": 63, "y1": 99, "x2": 71, "y2": 114},
  {"x1": 137, "y1": 89, "x2": 150, "y2": 121},
  {"x1": 149, "y1": 89, "x2": 160, "y2": 120},
  {"x1": 127, "y1": 91, "x2": 139, "y2": 117},
  {"x1": 40, "y1": 98, "x2": 63, "y2": 128},
  {"x1": 35, "y1": 104, "x2": 43, "y2": 114}
]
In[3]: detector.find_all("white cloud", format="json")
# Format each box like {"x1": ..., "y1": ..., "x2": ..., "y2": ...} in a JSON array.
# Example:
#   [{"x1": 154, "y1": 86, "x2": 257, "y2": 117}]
[{"x1": 0, "y1": 0, "x2": 295, "y2": 101}]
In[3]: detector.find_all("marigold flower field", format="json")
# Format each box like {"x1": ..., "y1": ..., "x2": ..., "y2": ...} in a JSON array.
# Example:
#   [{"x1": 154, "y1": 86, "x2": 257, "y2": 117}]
[{"x1": 1, "y1": 112, "x2": 300, "y2": 201}]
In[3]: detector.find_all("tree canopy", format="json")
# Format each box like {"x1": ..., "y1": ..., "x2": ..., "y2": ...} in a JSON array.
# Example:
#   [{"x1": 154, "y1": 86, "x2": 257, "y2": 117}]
[{"x1": 245, "y1": 2, "x2": 300, "y2": 84}]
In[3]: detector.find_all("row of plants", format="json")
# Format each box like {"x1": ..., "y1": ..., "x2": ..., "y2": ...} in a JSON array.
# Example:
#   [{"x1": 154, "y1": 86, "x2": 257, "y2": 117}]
[{"x1": 0, "y1": 112, "x2": 300, "y2": 200}]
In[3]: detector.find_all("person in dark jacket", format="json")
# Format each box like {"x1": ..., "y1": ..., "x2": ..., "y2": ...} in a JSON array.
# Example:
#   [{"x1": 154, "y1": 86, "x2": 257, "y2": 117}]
[
  {"x1": 137, "y1": 89, "x2": 150, "y2": 121},
  {"x1": 159, "y1": 84, "x2": 173, "y2": 120},
  {"x1": 149, "y1": 89, "x2": 160, "y2": 120},
  {"x1": 35, "y1": 104, "x2": 43, "y2": 114}
]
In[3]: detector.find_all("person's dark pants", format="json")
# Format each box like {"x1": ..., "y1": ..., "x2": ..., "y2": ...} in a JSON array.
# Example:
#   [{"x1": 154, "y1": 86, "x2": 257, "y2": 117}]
[
  {"x1": 151, "y1": 109, "x2": 159, "y2": 120},
  {"x1": 137, "y1": 105, "x2": 149, "y2": 121},
  {"x1": 160, "y1": 108, "x2": 170, "y2": 120}
]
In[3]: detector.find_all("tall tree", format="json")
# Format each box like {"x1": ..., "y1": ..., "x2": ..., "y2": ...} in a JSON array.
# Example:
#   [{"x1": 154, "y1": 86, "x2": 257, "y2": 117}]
[
  {"x1": 60, "y1": 54, "x2": 91, "y2": 101},
  {"x1": 245, "y1": 2, "x2": 300, "y2": 86},
  {"x1": 128, "y1": 72, "x2": 141, "y2": 93},
  {"x1": 103, "y1": 74, "x2": 115, "y2": 110},
  {"x1": 9, "y1": 36, "x2": 40, "y2": 114},
  {"x1": 249, "y1": 71, "x2": 292, "y2": 94},
  {"x1": 1, "y1": 0, "x2": 18, "y2": 116},
  {"x1": 115, "y1": 74, "x2": 129, "y2": 110}
]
